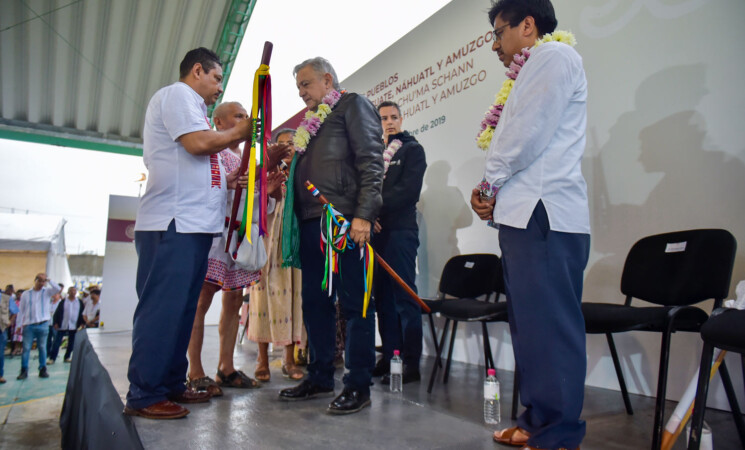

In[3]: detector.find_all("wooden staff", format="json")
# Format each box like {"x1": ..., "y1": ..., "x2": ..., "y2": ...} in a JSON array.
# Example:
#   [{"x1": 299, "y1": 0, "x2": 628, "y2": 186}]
[
  {"x1": 225, "y1": 41, "x2": 273, "y2": 252},
  {"x1": 304, "y1": 180, "x2": 430, "y2": 313}
]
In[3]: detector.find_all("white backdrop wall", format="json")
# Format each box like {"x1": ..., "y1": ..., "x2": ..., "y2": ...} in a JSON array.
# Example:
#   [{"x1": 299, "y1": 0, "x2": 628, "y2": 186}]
[
  {"x1": 342, "y1": 0, "x2": 745, "y2": 411},
  {"x1": 100, "y1": 195, "x2": 223, "y2": 331}
]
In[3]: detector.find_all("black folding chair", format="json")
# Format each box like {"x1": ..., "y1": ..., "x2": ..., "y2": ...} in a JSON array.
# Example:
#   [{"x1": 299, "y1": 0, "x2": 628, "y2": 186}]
[
  {"x1": 581, "y1": 229, "x2": 737, "y2": 449},
  {"x1": 688, "y1": 307, "x2": 745, "y2": 449},
  {"x1": 423, "y1": 254, "x2": 512, "y2": 405}
]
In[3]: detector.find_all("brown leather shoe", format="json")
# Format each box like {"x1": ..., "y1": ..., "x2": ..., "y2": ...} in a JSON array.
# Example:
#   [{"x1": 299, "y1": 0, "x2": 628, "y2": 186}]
[
  {"x1": 123, "y1": 400, "x2": 189, "y2": 419},
  {"x1": 168, "y1": 387, "x2": 211, "y2": 404},
  {"x1": 494, "y1": 426, "x2": 530, "y2": 447}
]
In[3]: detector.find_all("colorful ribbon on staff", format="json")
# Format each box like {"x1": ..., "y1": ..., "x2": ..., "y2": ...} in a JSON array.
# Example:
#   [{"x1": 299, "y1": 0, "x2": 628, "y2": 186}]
[
  {"x1": 239, "y1": 63, "x2": 272, "y2": 242},
  {"x1": 307, "y1": 182, "x2": 374, "y2": 318}
]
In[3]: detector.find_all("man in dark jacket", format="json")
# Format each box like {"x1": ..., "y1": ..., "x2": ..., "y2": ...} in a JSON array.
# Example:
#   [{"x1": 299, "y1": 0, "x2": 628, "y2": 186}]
[
  {"x1": 279, "y1": 57, "x2": 384, "y2": 415},
  {"x1": 49, "y1": 287, "x2": 84, "y2": 363},
  {"x1": 372, "y1": 101, "x2": 427, "y2": 384}
]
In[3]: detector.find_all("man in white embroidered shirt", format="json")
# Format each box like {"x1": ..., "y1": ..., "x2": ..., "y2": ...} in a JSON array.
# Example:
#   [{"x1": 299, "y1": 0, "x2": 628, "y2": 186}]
[
  {"x1": 17, "y1": 273, "x2": 61, "y2": 380},
  {"x1": 471, "y1": 1, "x2": 590, "y2": 449},
  {"x1": 124, "y1": 47, "x2": 253, "y2": 420}
]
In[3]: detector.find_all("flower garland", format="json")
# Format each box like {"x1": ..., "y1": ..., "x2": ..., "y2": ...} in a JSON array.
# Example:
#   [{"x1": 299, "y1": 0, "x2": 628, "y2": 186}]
[
  {"x1": 293, "y1": 89, "x2": 343, "y2": 154},
  {"x1": 476, "y1": 30, "x2": 576, "y2": 150},
  {"x1": 383, "y1": 139, "x2": 403, "y2": 177}
]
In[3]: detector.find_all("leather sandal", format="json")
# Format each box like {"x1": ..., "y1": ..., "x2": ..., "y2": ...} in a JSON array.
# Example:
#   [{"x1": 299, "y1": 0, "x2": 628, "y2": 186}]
[
  {"x1": 254, "y1": 366, "x2": 271, "y2": 382},
  {"x1": 493, "y1": 426, "x2": 531, "y2": 447},
  {"x1": 217, "y1": 369, "x2": 261, "y2": 389},
  {"x1": 187, "y1": 376, "x2": 223, "y2": 397},
  {"x1": 282, "y1": 364, "x2": 305, "y2": 380}
]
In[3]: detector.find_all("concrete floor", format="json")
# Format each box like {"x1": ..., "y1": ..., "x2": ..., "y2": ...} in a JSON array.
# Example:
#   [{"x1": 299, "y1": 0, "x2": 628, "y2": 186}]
[
  {"x1": 4, "y1": 327, "x2": 741, "y2": 449},
  {"x1": 84, "y1": 327, "x2": 743, "y2": 450},
  {"x1": 0, "y1": 346, "x2": 68, "y2": 450}
]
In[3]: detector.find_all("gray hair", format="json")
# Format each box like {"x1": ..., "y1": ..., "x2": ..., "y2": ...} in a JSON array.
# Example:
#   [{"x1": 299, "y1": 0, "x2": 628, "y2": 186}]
[
  {"x1": 272, "y1": 128, "x2": 296, "y2": 143},
  {"x1": 213, "y1": 101, "x2": 244, "y2": 119},
  {"x1": 293, "y1": 57, "x2": 341, "y2": 91}
]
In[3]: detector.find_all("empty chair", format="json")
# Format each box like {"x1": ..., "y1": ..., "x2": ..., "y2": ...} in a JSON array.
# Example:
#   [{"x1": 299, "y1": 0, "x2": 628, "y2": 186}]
[
  {"x1": 581, "y1": 229, "x2": 737, "y2": 449},
  {"x1": 687, "y1": 307, "x2": 745, "y2": 449}
]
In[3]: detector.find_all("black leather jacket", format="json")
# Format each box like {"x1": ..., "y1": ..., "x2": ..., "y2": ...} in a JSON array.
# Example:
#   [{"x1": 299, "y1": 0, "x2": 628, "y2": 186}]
[{"x1": 294, "y1": 92, "x2": 384, "y2": 222}]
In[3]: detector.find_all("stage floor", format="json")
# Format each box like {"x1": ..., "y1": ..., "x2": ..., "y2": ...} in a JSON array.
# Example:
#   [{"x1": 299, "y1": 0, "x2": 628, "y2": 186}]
[{"x1": 84, "y1": 327, "x2": 741, "y2": 450}]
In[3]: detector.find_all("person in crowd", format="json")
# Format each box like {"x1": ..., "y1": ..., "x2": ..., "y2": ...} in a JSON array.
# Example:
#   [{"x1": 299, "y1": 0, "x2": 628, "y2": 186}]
[
  {"x1": 371, "y1": 101, "x2": 427, "y2": 385},
  {"x1": 10, "y1": 289, "x2": 23, "y2": 356},
  {"x1": 278, "y1": 57, "x2": 384, "y2": 415},
  {"x1": 5, "y1": 285, "x2": 20, "y2": 357},
  {"x1": 124, "y1": 47, "x2": 287, "y2": 420},
  {"x1": 83, "y1": 289, "x2": 101, "y2": 328},
  {"x1": 248, "y1": 128, "x2": 306, "y2": 383},
  {"x1": 186, "y1": 101, "x2": 285, "y2": 395},
  {"x1": 17, "y1": 273, "x2": 61, "y2": 379},
  {"x1": 471, "y1": 1, "x2": 591, "y2": 448},
  {"x1": 48, "y1": 287, "x2": 84, "y2": 364},
  {"x1": 0, "y1": 288, "x2": 10, "y2": 383},
  {"x1": 46, "y1": 282, "x2": 64, "y2": 352}
]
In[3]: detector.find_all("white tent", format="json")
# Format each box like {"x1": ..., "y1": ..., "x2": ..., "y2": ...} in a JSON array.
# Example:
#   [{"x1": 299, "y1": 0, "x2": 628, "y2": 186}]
[{"x1": 0, "y1": 212, "x2": 73, "y2": 288}]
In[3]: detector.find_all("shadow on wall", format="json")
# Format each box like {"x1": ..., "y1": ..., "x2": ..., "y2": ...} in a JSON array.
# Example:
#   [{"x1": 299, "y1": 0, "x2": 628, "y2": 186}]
[
  {"x1": 583, "y1": 63, "x2": 745, "y2": 393},
  {"x1": 417, "y1": 160, "x2": 473, "y2": 297}
]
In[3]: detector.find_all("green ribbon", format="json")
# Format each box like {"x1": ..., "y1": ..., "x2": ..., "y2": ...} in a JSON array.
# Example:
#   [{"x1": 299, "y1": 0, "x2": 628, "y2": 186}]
[{"x1": 281, "y1": 153, "x2": 301, "y2": 268}]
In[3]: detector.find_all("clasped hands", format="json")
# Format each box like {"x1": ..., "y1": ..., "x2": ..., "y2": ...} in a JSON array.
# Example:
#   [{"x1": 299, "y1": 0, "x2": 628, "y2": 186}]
[{"x1": 470, "y1": 188, "x2": 496, "y2": 221}]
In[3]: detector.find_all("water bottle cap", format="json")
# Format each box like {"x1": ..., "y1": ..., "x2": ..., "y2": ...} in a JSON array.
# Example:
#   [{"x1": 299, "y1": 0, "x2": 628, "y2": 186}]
[
  {"x1": 393, "y1": 350, "x2": 400, "y2": 356},
  {"x1": 487, "y1": 368, "x2": 496, "y2": 376}
]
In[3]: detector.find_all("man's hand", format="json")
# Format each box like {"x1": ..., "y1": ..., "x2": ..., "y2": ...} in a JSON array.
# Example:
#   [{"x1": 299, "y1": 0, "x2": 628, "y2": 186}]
[
  {"x1": 470, "y1": 188, "x2": 496, "y2": 221},
  {"x1": 267, "y1": 169, "x2": 287, "y2": 200},
  {"x1": 373, "y1": 218, "x2": 382, "y2": 234},
  {"x1": 226, "y1": 167, "x2": 240, "y2": 190},
  {"x1": 266, "y1": 143, "x2": 292, "y2": 168},
  {"x1": 53, "y1": 324, "x2": 59, "y2": 331},
  {"x1": 349, "y1": 218, "x2": 372, "y2": 246}
]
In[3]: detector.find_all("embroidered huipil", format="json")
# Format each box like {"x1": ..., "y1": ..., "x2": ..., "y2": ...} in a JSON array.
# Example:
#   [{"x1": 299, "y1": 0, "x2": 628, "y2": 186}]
[{"x1": 484, "y1": 42, "x2": 590, "y2": 234}]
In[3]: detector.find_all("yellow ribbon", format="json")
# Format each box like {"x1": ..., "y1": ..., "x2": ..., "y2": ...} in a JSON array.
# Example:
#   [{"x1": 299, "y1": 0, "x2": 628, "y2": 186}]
[{"x1": 244, "y1": 64, "x2": 270, "y2": 243}]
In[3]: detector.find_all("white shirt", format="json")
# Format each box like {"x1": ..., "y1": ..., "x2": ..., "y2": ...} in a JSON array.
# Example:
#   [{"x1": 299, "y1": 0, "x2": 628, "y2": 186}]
[
  {"x1": 484, "y1": 42, "x2": 590, "y2": 234},
  {"x1": 18, "y1": 281, "x2": 61, "y2": 327},
  {"x1": 83, "y1": 301, "x2": 100, "y2": 324},
  {"x1": 61, "y1": 298, "x2": 80, "y2": 331},
  {"x1": 135, "y1": 82, "x2": 225, "y2": 233}
]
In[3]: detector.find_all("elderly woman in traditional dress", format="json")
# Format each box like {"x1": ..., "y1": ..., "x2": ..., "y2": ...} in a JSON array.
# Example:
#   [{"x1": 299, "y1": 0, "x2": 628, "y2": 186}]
[{"x1": 248, "y1": 129, "x2": 306, "y2": 382}]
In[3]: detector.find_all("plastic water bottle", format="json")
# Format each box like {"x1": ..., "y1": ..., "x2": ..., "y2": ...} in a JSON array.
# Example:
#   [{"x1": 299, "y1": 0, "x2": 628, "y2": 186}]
[
  {"x1": 390, "y1": 350, "x2": 403, "y2": 393},
  {"x1": 484, "y1": 368, "x2": 500, "y2": 424}
]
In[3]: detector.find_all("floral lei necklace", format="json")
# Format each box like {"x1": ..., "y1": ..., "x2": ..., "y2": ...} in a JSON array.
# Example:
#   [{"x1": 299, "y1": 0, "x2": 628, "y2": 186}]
[
  {"x1": 383, "y1": 139, "x2": 403, "y2": 177},
  {"x1": 476, "y1": 30, "x2": 576, "y2": 151},
  {"x1": 293, "y1": 89, "x2": 344, "y2": 154}
]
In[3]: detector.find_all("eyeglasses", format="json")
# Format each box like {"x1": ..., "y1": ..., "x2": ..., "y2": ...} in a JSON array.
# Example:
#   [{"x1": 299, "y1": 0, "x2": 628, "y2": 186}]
[{"x1": 493, "y1": 24, "x2": 510, "y2": 43}]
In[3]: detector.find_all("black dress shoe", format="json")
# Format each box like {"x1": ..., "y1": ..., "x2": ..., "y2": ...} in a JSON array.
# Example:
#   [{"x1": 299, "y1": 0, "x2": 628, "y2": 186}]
[
  {"x1": 380, "y1": 367, "x2": 421, "y2": 385},
  {"x1": 17, "y1": 369, "x2": 28, "y2": 380},
  {"x1": 371, "y1": 359, "x2": 389, "y2": 377},
  {"x1": 39, "y1": 367, "x2": 49, "y2": 378},
  {"x1": 278, "y1": 379, "x2": 335, "y2": 402},
  {"x1": 327, "y1": 388, "x2": 371, "y2": 414}
]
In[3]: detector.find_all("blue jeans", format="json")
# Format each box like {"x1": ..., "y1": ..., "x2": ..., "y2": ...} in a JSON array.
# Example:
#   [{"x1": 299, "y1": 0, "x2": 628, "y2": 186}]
[
  {"x1": 126, "y1": 220, "x2": 213, "y2": 410},
  {"x1": 0, "y1": 327, "x2": 6, "y2": 377},
  {"x1": 300, "y1": 219, "x2": 375, "y2": 394},
  {"x1": 21, "y1": 322, "x2": 49, "y2": 371}
]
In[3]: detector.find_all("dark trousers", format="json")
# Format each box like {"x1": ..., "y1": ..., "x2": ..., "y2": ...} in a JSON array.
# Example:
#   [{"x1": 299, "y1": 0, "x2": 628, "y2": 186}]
[
  {"x1": 498, "y1": 201, "x2": 590, "y2": 449},
  {"x1": 126, "y1": 220, "x2": 212, "y2": 409},
  {"x1": 373, "y1": 228, "x2": 422, "y2": 369},
  {"x1": 300, "y1": 219, "x2": 375, "y2": 394},
  {"x1": 49, "y1": 329, "x2": 76, "y2": 362},
  {"x1": 46, "y1": 325, "x2": 56, "y2": 355}
]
